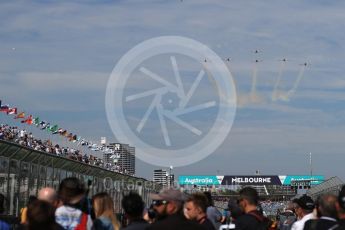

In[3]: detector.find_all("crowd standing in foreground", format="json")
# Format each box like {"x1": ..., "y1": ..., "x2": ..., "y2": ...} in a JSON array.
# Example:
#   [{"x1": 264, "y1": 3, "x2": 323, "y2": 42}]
[{"x1": 0, "y1": 177, "x2": 345, "y2": 230}]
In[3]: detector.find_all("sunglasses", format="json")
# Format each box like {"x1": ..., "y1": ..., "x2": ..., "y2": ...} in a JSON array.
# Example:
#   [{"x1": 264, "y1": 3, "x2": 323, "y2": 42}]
[{"x1": 152, "y1": 200, "x2": 169, "y2": 206}]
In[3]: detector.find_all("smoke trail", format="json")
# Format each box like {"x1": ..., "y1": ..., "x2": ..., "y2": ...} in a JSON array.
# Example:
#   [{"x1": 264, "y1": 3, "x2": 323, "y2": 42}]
[
  {"x1": 272, "y1": 61, "x2": 286, "y2": 101},
  {"x1": 249, "y1": 60, "x2": 264, "y2": 103},
  {"x1": 250, "y1": 63, "x2": 257, "y2": 96},
  {"x1": 224, "y1": 61, "x2": 238, "y2": 95},
  {"x1": 286, "y1": 65, "x2": 306, "y2": 99},
  {"x1": 202, "y1": 62, "x2": 228, "y2": 102}
]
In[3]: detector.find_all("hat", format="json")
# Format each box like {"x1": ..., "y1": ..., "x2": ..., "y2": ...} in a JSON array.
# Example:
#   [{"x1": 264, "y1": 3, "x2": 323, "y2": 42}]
[
  {"x1": 295, "y1": 195, "x2": 315, "y2": 210},
  {"x1": 150, "y1": 188, "x2": 186, "y2": 202},
  {"x1": 338, "y1": 185, "x2": 345, "y2": 210}
]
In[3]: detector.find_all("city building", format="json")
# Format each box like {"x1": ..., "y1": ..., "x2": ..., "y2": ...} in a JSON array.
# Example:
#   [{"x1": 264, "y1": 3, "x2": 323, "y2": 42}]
[
  {"x1": 104, "y1": 143, "x2": 136, "y2": 176},
  {"x1": 153, "y1": 169, "x2": 174, "y2": 186}
]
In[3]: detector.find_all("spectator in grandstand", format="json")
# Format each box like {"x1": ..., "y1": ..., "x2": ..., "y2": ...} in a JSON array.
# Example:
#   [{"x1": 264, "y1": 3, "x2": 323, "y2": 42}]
[
  {"x1": 290, "y1": 195, "x2": 315, "y2": 230},
  {"x1": 20, "y1": 195, "x2": 37, "y2": 224},
  {"x1": 121, "y1": 192, "x2": 148, "y2": 230},
  {"x1": 92, "y1": 192, "x2": 120, "y2": 230},
  {"x1": 38, "y1": 187, "x2": 60, "y2": 207},
  {"x1": 55, "y1": 177, "x2": 93, "y2": 230},
  {"x1": 22, "y1": 200, "x2": 64, "y2": 230},
  {"x1": 204, "y1": 191, "x2": 222, "y2": 230},
  {"x1": 184, "y1": 193, "x2": 215, "y2": 230},
  {"x1": 336, "y1": 185, "x2": 345, "y2": 229},
  {"x1": 303, "y1": 194, "x2": 338, "y2": 230},
  {"x1": 278, "y1": 202, "x2": 296, "y2": 230},
  {"x1": 147, "y1": 188, "x2": 205, "y2": 230},
  {"x1": 0, "y1": 124, "x2": 134, "y2": 175},
  {"x1": 234, "y1": 187, "x2": 271, "y2": 230}
]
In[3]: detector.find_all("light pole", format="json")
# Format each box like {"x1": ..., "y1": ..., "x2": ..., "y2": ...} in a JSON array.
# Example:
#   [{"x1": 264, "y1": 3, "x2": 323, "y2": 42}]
[{"x1": 309, "y1": 152, "x2": 313, "y2": 178}]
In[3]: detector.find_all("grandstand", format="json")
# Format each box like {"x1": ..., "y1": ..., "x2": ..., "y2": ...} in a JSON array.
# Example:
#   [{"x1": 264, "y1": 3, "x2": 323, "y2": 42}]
[
  {"x1": 307, "y1": 176, "x2": 344, "y2": 200},
  {"x1": 0, "y1": 139, "x2": 160, "y2": 218}
]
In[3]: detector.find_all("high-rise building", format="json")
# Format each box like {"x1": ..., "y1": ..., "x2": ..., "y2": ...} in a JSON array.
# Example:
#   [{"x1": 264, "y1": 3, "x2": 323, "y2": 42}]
[
  {"x1": 104, "y1": 143, "x2": 135, "y2": 176},
  {"x1": 153, "y1": 169, "x2": 168, "y2": 185},
  {"x1": 153, "y1": 169, "x2": 174, "y2": 186}
]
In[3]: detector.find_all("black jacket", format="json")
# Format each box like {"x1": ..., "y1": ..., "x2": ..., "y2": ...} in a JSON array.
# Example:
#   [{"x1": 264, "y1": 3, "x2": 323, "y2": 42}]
[
  {"x1": 303, "y1": 217, "x2": 338, "y2": 230},
  {"x1": 146, "y1": 213, "x2": 206, "y2": 230},
  {"x1": 122, "y1": 219, "x2": 149, "y2": 230},
  {"x1": 234, "y1": 210, "x2": 269, "y2": 230}
]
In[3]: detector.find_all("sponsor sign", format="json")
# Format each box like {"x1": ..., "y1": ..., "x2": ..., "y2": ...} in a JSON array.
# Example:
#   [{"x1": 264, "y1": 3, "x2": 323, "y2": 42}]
[
  {"x1": 179, "y1": 175, "x2": 325, "y2": 186},
  {"x1": 280, "y1": 175, "x2": 324, "y2": 185},
  {"x1": 179, "y1": 176, "x2": 222, "y2": 185},
  {"x1": 221, "y1": 175, "x2": 282, "y2": 185}
]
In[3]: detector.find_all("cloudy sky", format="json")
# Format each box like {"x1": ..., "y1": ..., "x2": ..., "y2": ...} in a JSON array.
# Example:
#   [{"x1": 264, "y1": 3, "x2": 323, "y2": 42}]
[{"x1": 1, "y1": 0, "x2": 345, "y2": 181}]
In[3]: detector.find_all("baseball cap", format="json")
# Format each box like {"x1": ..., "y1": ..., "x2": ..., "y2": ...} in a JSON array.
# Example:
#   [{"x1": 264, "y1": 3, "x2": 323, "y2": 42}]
[
  {"x1": 338, "y1": 185, "x2": 345, "y2": 210},
  {"x1": 295, "y1": 195, "x2": 315, "y2": 210},
  {"x1": 150, "y1": 188, "x2": 186, "y2": 202}
]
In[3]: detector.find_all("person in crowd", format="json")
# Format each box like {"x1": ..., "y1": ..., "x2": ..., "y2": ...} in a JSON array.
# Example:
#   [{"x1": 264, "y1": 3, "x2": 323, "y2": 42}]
[
  {"x1": 121, "y1": 192, "x2": 148, "y2": 230},
  {"x1": 20, "y1": 195, "x2": 37, "y2": 224},
  {"x1": 278, "y1": 202, "x2": 296, "y2": 230},
  {"x1": 204, "y1": 191, "x2": 222, "y2": 230},
  {"x1": 147, "y1": 188, "x2": 205, "y2": 230},
  {"x1": 227, "y1": 199, "x2": 243, "y2": 222},
  {"x1": 290, "y1": 195, "x2": 315, "y2": 230},
  {"x1": 0, "y1": 193, "x2": 10, "y2": 230},
  {"x1": 55, "y1": 177, "x2": 93, "y2": 230},
  {"x1": 304, "y1": 194, "x2": 338, "y2": 230},
  {"x1": 21, "y1": 200, "x2": 64, "y2": 230},
  {"x1": 92, "y1": 192, "x2": 120, "y2": 230},
  {"x1": 38, "y1": 187, "x2": 60, "y2": 207},
  {"x1": 336, "y1": 185, "x2": 345, "y2": 229},
  {"x1": 234, "y1": 187, "x2": 271, "y2": 230},
  {"x1": 184, "y1": 193, "x2": 215, "y2": 230},
  {"x1": 143, "y1": 204, "x2": 156, "y2": 224}
]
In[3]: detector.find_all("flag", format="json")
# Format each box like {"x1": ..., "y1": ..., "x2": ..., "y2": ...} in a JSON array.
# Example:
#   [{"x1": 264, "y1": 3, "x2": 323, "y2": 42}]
[
  {"x1": 7, "y1": 108, "x2": 17, "y2": 115},
  {"x1": 49, "y1": 125, "x2": 58, "y2": 134},
  {"x1": 60, "y1": 130, "x2": 67, "y2": 136},
  {"x1": 21, "y1": 115, "x2": 33, "y2": 125},
  {"x1": 14, "y1": 112, "x2": 25, "y2": 119},
  {"x1": 0, "y1": 103, "x2": 9, "y2": 113},
  {"x1": 33, "y1": 117, "x2": 40, "y2": 126},
  {"x1": 45, "y1": 123, "x2": 51, "y2": 131},
  {"x1": 67, "y1": 133, "x2": 73, "y2": 141},
  {"x1": 40, "y1": 121, "x2": 47, "y2": 130}
]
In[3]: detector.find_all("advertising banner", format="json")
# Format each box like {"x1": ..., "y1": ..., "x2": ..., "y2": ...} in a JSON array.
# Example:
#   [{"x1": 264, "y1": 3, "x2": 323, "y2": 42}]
[
  {"x1": 221, "y1": 175, "x2": 282, "y2": 185},
  {"x1": 179, "y1": 175, "x2": 325, "y2": 186},
  {"x1": 179, "y1": 176, "x2": 223, "y2": 185},
  {"x1": 279, "y1": 175, "x2": 324, "y2": 185}
]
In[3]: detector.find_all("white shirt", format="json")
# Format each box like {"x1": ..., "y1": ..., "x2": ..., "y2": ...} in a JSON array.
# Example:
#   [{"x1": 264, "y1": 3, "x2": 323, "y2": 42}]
[
  {"x1": 291, "y1": 212, "x2": 315, "y2": 230},
  {"x1": 55, "y1": 205, "x2": 93, "y2": 230}
]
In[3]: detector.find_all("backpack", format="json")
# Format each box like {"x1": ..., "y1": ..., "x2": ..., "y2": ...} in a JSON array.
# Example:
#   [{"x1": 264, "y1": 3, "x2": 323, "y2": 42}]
[
  {"x1": 248, "y1": 211, "x2": 275, "y2": 230},
  {"x1": 74, "y1": 212, "x2": 88, "y2": 230}
]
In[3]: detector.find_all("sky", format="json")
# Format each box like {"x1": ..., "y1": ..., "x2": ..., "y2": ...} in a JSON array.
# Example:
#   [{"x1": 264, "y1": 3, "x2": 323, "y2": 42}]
[{"x1": 1, "y1": 0, "x2": 345, "y2": 182}]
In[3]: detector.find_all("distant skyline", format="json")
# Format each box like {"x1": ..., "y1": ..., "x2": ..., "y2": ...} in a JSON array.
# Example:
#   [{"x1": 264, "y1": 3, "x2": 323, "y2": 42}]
[{"x1": 1, "y1": 0, "x2": 345, "y2": 181}]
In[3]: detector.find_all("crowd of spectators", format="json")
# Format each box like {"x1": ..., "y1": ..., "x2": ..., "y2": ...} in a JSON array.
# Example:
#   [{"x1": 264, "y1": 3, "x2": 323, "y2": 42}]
[
  {"x1": 1, "y1": 173, "x2": 345, "y2": 229},
  {"x1": 0, "y1": 124, "x2": 130, "y2": 175}
]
